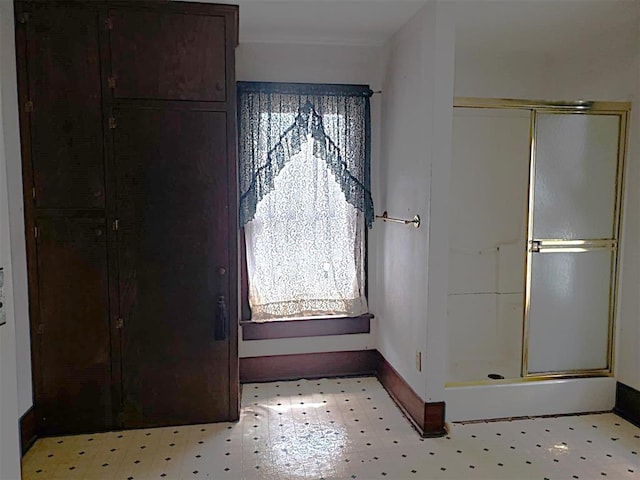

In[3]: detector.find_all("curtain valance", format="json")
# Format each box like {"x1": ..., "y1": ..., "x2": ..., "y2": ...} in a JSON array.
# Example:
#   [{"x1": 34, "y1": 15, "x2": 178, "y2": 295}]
[{"x1": 238, "y1": 81, "x2": 374, "y2": 228}]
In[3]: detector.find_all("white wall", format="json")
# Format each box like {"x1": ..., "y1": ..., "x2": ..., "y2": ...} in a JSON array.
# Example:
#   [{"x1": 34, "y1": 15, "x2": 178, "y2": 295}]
[
  {"x1": 236, "y1": 42, "x2": 383, "y2": 358},
  {"x1": 616, "y1": 74, "x2": 640, "y2": 392},
  {"x1": 376, "y1": 0, "x2": 454, "y2": 401},
  {"x1": 376, "y1": 4, "x2": 431, "y2": 400},
  {"x1": 0, "y1": 0, "x2": 23, "y2": 476},
  {"x1": 0, "y1": 0, "x2": 30, "y2": 418},
  {"x1": 455, "y1": 50, "x2": 551, "y2": 100},
  {"x1": 424, "y1": 1, "x2": 455, "y2": 402}
]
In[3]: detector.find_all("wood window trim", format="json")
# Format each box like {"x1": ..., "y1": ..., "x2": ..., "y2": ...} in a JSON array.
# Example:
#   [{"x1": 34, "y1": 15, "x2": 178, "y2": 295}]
[
  {"x1": 239, "y1": 228, "x2": 372, "y2": 340},
  {"x1": 240, "y1": 313, "x2": 373, "y2": 341}
]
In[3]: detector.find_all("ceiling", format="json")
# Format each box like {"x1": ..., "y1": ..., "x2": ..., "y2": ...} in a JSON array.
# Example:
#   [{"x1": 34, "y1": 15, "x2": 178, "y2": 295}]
[
  {"x1": 215, "y1": 0, "x2": 429, "y2": 45},
  {"x1": 189, "y1": 0, "x2": 639, "y2": 53}
]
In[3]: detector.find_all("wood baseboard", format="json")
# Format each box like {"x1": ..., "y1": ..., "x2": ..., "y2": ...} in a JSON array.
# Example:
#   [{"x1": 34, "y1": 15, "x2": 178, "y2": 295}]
[
  {"x1": 240, "y1": 350, "x2": 378, "y2": 383},
  {"x1": 25, "y1": 349, "x2": 446, "y2": 444},
  {"x1": 614, "y1": 381, "x2": 640, "y2": 428},
  {"x1": 376, "y1": 352, "x2": 446, "y2": 437},
  {"x1": 20, "y1": 406, "x2": 37, "y2": 455},
  {"x1": 240, "y1": 349, "x2": 446, "y2": 437}
]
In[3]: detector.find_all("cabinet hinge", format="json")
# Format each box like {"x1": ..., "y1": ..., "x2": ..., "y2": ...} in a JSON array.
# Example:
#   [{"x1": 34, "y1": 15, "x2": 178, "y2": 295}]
[
  {"x1": 18, "y1": 12, "x2": 30, "y2": 24},
  {"x1": 36, "y1": 323, "x2": 44, "y2": 335},
  {"x1": 107, "y1": 75, "x2": 116, "y2": 89},
  {"x1": 108, "y1": 117, "x2": 117, "y2": 129},
  {"x1": 115, "y1": 318, "x2": 124, "y2": 329},
  {"x1": 112, "y1": 219, "x2": 119, "y2": 231},
  {"x1": 25, "y1": 100, "x2": 34, "y2": 113},
  {"x1": 32, "y1": 187, "x2": 36, "y2": 200},
  {"x1": 105, "y1": 17, "x2": 113, "y2": 30},
  {"x1": 34, "y1": 226, "x2": 38, "y2": 239}
]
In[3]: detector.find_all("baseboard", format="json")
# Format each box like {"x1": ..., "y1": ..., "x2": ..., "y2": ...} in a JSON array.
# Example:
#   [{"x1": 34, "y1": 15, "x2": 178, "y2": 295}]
[
  {"x1": 24, "y1": 350, "x2": 444, "y2": 444},
  {"x1": 240, "y1": 350, "x2": 378, "y2": 383},
  {"x1": 614, "y1": 381, "x2": 640, "y2": 428},
  {"x1": 20, "y1": 406, "x2": 37, "y2": 455},
  {"x1": 376, "y1": 352, "x2": 446, "y2": 437},
  {"x1": 240, "y1": 349, "x2": 446, "y2": 437}
]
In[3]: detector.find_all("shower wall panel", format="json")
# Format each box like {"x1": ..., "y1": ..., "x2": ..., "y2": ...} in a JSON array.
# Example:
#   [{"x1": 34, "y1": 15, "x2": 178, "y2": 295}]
[{"x1": 448, "y1": 108, "x2": 530, "y2": 383}]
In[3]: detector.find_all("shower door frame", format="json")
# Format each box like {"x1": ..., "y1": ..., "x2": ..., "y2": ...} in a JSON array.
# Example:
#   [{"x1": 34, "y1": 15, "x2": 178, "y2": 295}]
[{"x1": 453, "y1": 97, "x2": 630, "y2": 382}]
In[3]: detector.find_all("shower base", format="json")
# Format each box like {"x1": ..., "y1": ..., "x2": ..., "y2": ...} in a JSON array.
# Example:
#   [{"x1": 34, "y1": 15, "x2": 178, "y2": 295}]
[
  {"x1": 445, "y1": 376, "x2": 616, "y2": 422},
  {"x1": 447, "y1": 358, "x2": 521, "y2": 384}
]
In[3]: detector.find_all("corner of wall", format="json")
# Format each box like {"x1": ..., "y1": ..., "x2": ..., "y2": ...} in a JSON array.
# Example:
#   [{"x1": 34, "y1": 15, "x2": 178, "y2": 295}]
[
  {"x1": 374, "y1": 0, "x2": 455, "y2": 403},
  {"x1": 422, "y1": 0, "x2": 455, "y2": 403},
  {"x1": 0, "y1": 1, "x2": 27, "y2": 475},
  {"x1": 611, "y1": 18, "x2": 640, "y2": 392},
  {"x1": 615, "y1": 62, "x2": 640, "y2": 392},
  {"x1": 0, "y1": 0, "x2": 32, "y2": 417}
]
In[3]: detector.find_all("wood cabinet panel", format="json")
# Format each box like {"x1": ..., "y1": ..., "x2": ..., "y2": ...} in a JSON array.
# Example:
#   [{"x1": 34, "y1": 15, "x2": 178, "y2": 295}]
[
  {"x1": 26, "y1": 6, "x2": 105, "y2": 209},
  {"x1": 35, "y1": 217, "x2": 112, "y2": 434},
  {"x1": 109, "y1": 9, "x2": 227, "y2": 102},
  {"x1": 114, "y1": 107, "x2": 232, "y2": 427}
]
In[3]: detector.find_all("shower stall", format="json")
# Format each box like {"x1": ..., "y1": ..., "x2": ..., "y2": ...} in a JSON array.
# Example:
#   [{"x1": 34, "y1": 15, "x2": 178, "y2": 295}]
[{"x1": 446, "y1": 98, "x2": 629, "y2": 421}]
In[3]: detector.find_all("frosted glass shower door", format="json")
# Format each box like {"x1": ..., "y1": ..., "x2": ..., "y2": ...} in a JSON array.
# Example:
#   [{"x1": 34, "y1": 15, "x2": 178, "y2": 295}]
[{"x1": 526, "y1": 113, "x2": 622, "y2": 375}]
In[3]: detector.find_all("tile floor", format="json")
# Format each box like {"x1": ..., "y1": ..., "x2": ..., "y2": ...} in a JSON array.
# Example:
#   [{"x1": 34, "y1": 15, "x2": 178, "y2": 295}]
[{"x1": 21, "y1": 376, "x2": 640, "y2": 480}]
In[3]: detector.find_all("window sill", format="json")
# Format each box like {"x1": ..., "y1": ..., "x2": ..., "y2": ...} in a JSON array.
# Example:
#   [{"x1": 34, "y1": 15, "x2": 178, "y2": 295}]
[{"x1": 240, "y1": 313, "x2": 373, "y2": 341}]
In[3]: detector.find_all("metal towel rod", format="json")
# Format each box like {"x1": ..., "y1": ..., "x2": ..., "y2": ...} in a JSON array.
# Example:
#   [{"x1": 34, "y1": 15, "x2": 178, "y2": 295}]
[{"x1": 376, "y1": 211, "x2": 421, "y2": 228}]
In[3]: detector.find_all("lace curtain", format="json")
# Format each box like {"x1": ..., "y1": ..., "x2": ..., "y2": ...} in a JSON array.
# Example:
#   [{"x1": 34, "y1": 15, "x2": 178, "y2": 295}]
[{"x1": 238, "y1": 82, "x2": 374, "y2": 321}]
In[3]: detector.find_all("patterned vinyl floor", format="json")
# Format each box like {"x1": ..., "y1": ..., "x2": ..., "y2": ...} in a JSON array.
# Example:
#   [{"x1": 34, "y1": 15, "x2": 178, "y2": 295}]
[{"x1": 21, "y1": 377, "x2": 640, "y2": 479}]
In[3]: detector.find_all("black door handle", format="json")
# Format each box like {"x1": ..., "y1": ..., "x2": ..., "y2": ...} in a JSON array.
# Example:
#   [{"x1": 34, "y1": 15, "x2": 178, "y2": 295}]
[{"x1": 215, "y1": 295, "x2": 228, "y2": 341}]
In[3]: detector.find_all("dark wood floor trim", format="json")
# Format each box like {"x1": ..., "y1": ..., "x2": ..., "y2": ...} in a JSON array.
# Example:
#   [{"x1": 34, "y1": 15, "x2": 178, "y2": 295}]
[
  {"x1": 376, "y1": 352, "x2": 446, "y2": 438},
  {"x1": 25, "y1": 350, "x2": 444, "y2": 443},
  {"x1": 614, "y1": 381, "x2": 640, "y2": 428},
  {"x1": 24, "y1": 350, "x2": 444, "y2": 442},
  {"x1": 424, "y1": 401, "x2": 446, "y2": 436},
  {"x1": 240, "y1": 314, "x2": 373, "y2": 340},
  {"x1": 240, "y1": 349, "x2": 446, "y2": 437},
  {"x1": 20, "y1": 406, "x2": 37, "y2": 455},
  {"x1": 240, "y1": 350, "x2": 378, "y2": 383}
]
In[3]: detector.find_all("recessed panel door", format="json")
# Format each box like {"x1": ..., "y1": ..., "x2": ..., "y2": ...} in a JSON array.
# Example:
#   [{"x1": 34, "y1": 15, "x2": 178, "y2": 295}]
[
  {"x1": 36, "y1": 217, "x2": 112, "y2": 434},
  {"x1": 114, "y1": 108, "x2": 233, "y2": 427},
  {"x1": 108, "y1": 9, "x2": 226, "y2": 102},
  {"x1": 26, "y1": 6, "x2": 105, "y2": 208}
]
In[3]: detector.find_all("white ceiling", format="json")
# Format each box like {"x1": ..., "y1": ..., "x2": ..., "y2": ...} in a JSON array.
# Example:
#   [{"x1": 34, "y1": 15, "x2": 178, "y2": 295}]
[
  {"x1": 222, "y1": 0, "x2": 429, "y2": 45},
  {"x1": 193, "y1": 0, "x2": 639, "y2": 52}
]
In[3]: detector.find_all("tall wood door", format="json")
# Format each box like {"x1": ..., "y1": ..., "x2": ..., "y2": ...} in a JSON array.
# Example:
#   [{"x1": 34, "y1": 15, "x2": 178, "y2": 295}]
[
  {"x1": 107, "y1": 4, "x2": 239, "y2": 427},
  {"x1": 15, "y1": 2, "x2": 116, "y2": 435}
]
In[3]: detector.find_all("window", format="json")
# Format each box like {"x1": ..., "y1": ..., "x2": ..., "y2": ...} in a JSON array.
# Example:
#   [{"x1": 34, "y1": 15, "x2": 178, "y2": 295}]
[{"x1": 238, "y1": 82, "x2": 374, "y2": 322}]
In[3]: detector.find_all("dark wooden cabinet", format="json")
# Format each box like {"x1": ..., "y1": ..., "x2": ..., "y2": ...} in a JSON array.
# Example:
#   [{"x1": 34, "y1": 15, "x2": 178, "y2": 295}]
[{"x1": 16, "y1": 0, "x2": 239, "y2": 435}]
